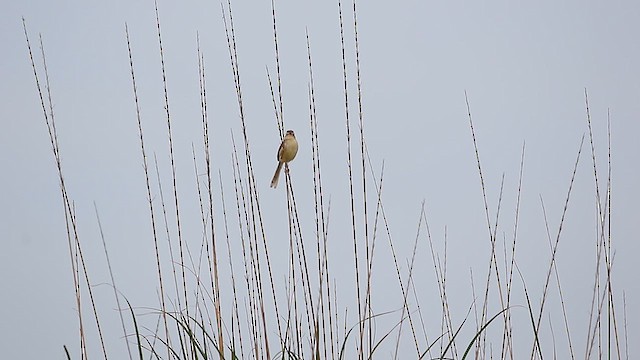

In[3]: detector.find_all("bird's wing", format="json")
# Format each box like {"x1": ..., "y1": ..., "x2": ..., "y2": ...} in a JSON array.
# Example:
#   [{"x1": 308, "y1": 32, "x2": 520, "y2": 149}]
[{"x1": 277, "y1": 138, "x2": 285, "y2": 161}]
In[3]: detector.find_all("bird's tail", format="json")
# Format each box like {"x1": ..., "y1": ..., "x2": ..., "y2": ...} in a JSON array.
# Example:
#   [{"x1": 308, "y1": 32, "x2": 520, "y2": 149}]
[{"x1": 270, "y1": 162, "x2": 283, "y2": 188}]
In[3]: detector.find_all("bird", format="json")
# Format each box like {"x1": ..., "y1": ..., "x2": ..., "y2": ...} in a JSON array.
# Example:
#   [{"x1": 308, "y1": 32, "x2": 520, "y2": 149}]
[{"x1": 270, "y1": 129, "x2": 298, "y2": 188}]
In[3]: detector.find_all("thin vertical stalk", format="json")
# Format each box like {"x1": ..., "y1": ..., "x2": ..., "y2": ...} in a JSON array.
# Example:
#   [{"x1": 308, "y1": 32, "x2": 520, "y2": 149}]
[
  {"x1": 125, "y1": 22, "x2": 170, "y2": 358},
  {"x1": 338, "y1": 1, "x2": 363, "y2": 358}
]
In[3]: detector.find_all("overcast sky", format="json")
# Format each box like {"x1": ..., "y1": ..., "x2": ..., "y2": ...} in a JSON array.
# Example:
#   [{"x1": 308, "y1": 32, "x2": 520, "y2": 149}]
[{"x1": 1, "y1": 0, "x2": 639, "y2": 358}]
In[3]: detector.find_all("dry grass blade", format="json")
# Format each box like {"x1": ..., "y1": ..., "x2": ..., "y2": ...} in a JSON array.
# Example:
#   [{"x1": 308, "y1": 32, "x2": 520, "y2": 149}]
[
  {"x1": 270, "y1": 0, "x2": 285, "y2": 132},
  {"x1": 530, "y1": 134, "x2": 585, "y2": 358},
  {"x1": 501, "y1": 142, "x2": 526, "y2": 360},
  {"x1": 464, "y1": 91, "x2": 507, "y2": 359},
  {"x1": 152, "y1": 5, "x2": 195, "y2": 356},
  {"x1": 351, "y1": 0, "x2": 372, "y2": 353},
  {"x1": 337, "y1": 0, "x2": 364, "y2": 357},
  {"x1": 218, "y1": 166, "x2": 246, "y2": 358},
  {"x1": 124, "y1": 22, "x2": 171, "y2": 358},
  {"x1": 401, "y1": 202, "x2": 427, "y2": 356},
  {"x1": 154, "y1": 152, "x2": 183, "y2": 312},
  {"x1": 24, "y1": 19, "x2": 108, "y2": 360},
  {"x1": 94, "y1": 203, "x2": 134, "y2": 360},
  {"x1": 306, "y1": 29, "x2": 334, "y2": 360},
  {"x1": 539, "y1": 195, "x2": 575, "y2": 360}
]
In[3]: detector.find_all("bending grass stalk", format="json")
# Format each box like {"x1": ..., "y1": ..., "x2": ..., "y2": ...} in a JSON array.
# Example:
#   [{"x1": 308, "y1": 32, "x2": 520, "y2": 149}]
[
  {"x1": 416, "y1": 302, "x2": 509, "y2": 360},
  {"x1": 459, "y1": 308, "x2": 511, "y2": 360},
  {"x1": 25, "y1": 20, "x2": 108, "y2": 360},
  {"x1": 162, "y1": 311, "x2": 231, "y2": 359},
  {"x1": 124, "y1": 298, "x2": 144, "y2": 360},
  {"x1": 337, "y1": 310, "x2": 397, "y2": 360}
]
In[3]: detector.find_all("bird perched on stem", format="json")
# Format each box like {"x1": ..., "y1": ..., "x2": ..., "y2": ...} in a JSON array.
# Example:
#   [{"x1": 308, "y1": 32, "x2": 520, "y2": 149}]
[{"x1": 270, "y1": 130, "x2": 298, "y2": 188}]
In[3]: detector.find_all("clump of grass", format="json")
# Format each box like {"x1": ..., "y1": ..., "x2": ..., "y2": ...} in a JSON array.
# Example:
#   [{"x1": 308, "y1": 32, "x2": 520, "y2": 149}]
[{"x1": 23, "y1": 1, "x2": 628, "y2": 359}]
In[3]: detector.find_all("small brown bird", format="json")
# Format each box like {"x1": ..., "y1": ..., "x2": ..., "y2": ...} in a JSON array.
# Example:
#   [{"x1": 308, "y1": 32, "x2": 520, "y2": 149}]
[{"x1": 270, "y1": 130, "x2": 298, "y2": 188}]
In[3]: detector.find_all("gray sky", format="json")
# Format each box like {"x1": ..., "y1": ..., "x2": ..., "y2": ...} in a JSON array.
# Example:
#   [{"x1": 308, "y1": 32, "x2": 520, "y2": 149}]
[{"x1": 2, "y1": 0, "x2": 639, "y2": 358}]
